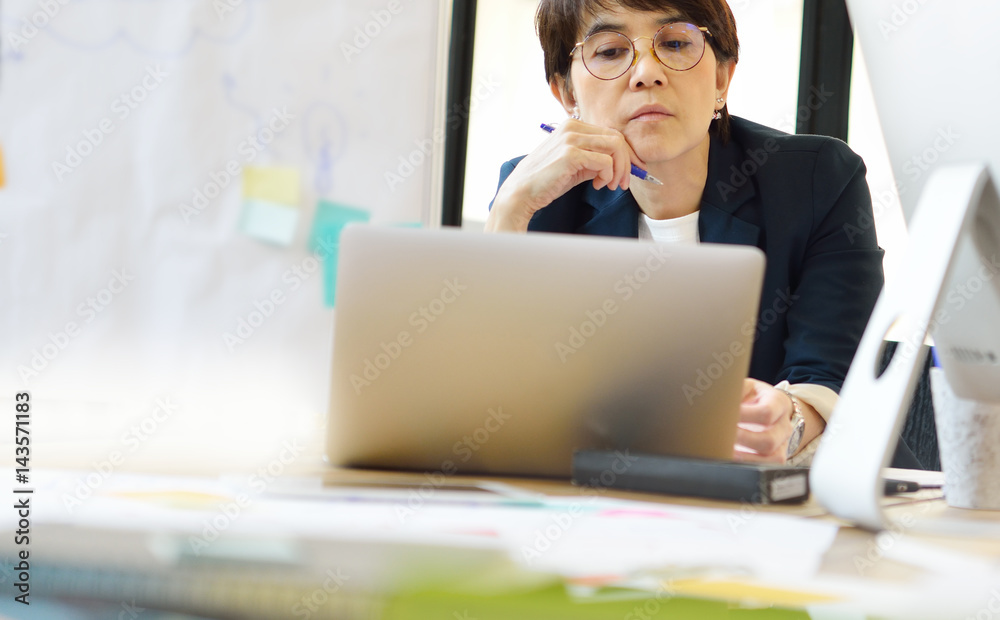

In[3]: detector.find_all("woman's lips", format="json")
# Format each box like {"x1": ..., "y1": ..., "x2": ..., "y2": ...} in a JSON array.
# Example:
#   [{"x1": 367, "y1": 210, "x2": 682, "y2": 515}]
[
  {"x1": 629, "y1": 105, "x2": 673, "y2": 122},
  {"x1": 631, "y1": 111, "x2": 672, "y2": 122}
]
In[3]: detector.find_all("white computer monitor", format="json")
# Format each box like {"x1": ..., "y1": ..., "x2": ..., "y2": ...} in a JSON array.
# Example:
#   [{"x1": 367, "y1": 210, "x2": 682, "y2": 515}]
[
  {"x1": 811, "y1": 0, "x2": 1000, "y2": 529},
  {"x1": 849, "y1": 0, "x2": 1000, "y2": 400}
]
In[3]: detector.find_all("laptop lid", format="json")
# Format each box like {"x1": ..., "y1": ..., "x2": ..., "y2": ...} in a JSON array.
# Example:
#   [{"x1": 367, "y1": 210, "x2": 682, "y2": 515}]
[{"x1": 327, "y1": 225, "x2": 764, "y2": 477}]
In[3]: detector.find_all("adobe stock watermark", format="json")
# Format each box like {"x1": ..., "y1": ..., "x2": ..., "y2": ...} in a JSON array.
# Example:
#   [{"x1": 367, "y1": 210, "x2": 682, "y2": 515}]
[
  {"x1": 116, "y1": 600, "x2": 146, "y2": 620},
  {"x1": 845, "y1": 122, "x2": 962, "y2": 245},
  {"x1": 52, "y1": 65, "x2": 169, "y2": 183},
  {"x1": 842, "y1": 125, "x2": 959, "y2": 245},
  {"x1": 822, "y1": 253, "x2": 1000, "y2": 447},
  {"x1": 213, "y1": 0, "x2": 245, "y2": 22},
  {"x1": 17, "y1": 269, "x2": 136, "y2": 384},
  {"x1": 852, "y1": 500, "x2": 933, "y2": 576},
  {"x1": 843, "y1": 186, "x2": 901, "y2": 245},
  {"x1": 554, "y1": 244, "x2": 672, "y2": 363},
  {"x1": 878, "y1": 0, "x2": 930, "y2": 40},
  {"x1": 715, "y1": 138, "x2": 779, "y2": 202},
  {"x1": 967, "y1": 588, "x2": 1000, "y2": 620},
  {"x1": 396, "y1": 406, "x2": 509, "y2": 523},
  {"x1": 222, "y1": 235, "x2": 338, "y2": 352},
  {"x1": 902, "y1": 126, "x2": 961, "y2": 184},
  {"x1": 341, "y1": 0, "x2": 406, "y2": 62},
  {"x1": 5, "y1": 0, "x2": 71, "y2": 53},
  {"x1": 384, "y1": 74, "x2": 500, "y2": 192},
  {"x1": 773, "y1": 84, "x2": 835, "y2": 135},
  {"x1": 350, "y1": 278, "x2": 468, "y2": 395},
  {"x1": 619, "y1": 582, "x2": 680, "y2": 620},
  {"x1": 61, "y1": 398, "x2": 180, "y2": 514},
  {"x1": 177, "y1": 106, "x2": 295, "y2": 224},
  {"x1": 682, "y1": 287, "x2": 800, "y2": 405},
  {"x1": 187, "y1": 439, "x2": 306, "y2": 555},
  {"x1": 519, "y1": 450, "x2": 638, "y2": 564},
  {"x1": 290, "y1": 568, "x2": 351, "y2": 620},
  {"x1": 894, "y1": 253, "x2": 1000, "y2": 364}
]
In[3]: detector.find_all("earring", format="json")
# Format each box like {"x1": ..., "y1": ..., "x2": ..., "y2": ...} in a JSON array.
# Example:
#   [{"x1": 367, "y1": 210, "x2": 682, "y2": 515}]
[
  {"x1": 713, "y1": 98, "x2": 725, "y2": 120},
  {"x1": 571, "y1": 106, "x2": 581, "y2": 120}
]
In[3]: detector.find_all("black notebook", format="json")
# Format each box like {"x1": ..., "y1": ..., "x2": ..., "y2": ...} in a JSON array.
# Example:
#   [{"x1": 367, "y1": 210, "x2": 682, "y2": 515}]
[{"x1": 572, "y1": 450, "x2": 810, "y2": 504}]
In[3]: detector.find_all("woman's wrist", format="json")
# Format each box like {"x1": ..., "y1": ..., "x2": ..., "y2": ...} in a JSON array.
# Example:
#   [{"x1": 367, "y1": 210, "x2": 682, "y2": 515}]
[
  {"x1": 485, "y1": 185, "x2": 535, "y2": 233},
  {"x1": 797, "y1": 399, "x2": 825, "y2": 454}
]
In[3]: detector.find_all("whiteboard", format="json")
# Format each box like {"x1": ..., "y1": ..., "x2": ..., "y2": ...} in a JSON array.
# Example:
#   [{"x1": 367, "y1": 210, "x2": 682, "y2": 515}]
[{"x1": 0, "y1": 0, "x2": 449, "y2": 448}]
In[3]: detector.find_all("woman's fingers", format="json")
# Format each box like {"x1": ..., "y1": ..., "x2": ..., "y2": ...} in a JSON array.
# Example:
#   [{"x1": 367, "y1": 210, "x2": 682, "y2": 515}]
[
  {"x1": 560, "y1": 121, "x2": 641, "y2": 190},
  {"x1": 734, "y1": 423, "x2": 790, "y2": 462},
  {"x1": 487, "y1": 120, "x2": 643, "y2": 232},
  {"x1": 738, "y1": 379, "x2": 791, "y2": 427},
  {"x1": 733, "y1": 379, "x2": 794, "y2": 463},
  {"x1": 545, "y1": 122, "x2": 640, "y2": 190}
]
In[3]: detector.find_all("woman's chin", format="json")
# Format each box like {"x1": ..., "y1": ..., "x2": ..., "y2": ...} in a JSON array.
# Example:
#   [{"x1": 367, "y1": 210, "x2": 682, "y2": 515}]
[{"x1": 630, "y1": 135, "x2": 708, "y2": 168}]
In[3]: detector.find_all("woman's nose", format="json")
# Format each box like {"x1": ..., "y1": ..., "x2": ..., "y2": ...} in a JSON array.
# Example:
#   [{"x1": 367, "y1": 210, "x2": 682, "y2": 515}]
[{"x1": 629, "y1": 37, "x2": 666, "y2": 86}]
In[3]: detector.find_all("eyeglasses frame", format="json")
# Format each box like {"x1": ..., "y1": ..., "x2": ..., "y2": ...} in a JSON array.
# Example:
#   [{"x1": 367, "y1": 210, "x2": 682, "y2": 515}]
[{"x1": 570, "y1": 22, "x2": 714, "y2": 81}]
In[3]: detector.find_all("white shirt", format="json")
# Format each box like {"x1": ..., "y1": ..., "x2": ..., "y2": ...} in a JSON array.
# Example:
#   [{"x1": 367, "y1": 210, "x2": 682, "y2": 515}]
[{"x1": 637, "y1": 210, "x2": 700, "y2": 244}]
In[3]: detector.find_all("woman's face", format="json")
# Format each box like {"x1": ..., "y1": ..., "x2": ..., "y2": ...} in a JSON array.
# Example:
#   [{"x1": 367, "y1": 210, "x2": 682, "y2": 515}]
[{"x1": 553, "y1": 5, "x2": 733, "y2": 166}]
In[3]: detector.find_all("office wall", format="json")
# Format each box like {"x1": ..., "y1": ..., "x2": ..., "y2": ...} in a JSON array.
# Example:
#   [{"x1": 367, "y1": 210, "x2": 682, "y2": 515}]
[{"x1": 0, "y1": 0, "x2": 447, "y2": 460}]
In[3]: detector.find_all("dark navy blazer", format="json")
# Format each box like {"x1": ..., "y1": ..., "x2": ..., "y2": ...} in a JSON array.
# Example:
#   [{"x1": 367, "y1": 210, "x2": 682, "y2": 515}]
[{"x1": 491, "y1": 116, "x2": 884, "y2": 394}]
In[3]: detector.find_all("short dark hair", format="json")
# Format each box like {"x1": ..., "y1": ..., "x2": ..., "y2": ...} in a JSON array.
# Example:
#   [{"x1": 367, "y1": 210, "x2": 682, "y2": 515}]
[{"x1": 536, "y1": 0, "x2": 739, "y2": 140}]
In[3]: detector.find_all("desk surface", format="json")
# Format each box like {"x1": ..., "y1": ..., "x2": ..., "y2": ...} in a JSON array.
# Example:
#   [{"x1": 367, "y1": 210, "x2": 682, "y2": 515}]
[{"x1": 4, "y1": 465, "x2": 999, "y2": 620}]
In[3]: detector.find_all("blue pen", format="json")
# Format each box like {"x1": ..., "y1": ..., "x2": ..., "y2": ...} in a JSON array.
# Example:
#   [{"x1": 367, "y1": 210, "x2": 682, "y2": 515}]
[{"x1": 540, "y1": 123, "x2": 663, "y2": 186}]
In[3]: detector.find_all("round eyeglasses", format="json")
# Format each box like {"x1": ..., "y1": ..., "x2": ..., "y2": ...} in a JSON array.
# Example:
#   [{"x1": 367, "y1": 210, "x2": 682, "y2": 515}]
[{"x1": 571, "y1": 22, "x2": 713, "y2": 81}]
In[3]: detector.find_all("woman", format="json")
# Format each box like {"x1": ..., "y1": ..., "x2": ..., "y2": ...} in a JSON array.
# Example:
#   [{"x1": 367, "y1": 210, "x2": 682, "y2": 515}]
[{"x1": 486, "y1": 0, "x2": 884, "y2": 464}]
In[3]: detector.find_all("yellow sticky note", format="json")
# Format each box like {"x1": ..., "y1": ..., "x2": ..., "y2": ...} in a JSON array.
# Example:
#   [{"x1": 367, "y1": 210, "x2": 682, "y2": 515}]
[
  {"x1": 243, "y1": 166, "x2": 300, "y2": 205},
  {"x1": 666, "y1": 578, "x2": 841, "y2": 607},
  {"x1": 0, "y1": 145, "x2": 6, "y2": 188}
]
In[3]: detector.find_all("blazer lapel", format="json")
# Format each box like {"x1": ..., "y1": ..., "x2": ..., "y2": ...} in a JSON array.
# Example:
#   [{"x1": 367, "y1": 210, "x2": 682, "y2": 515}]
[
  {"x1": 577, "y1": 184, "x2": 639, "y2": 238},
  {"x1": 699, "y1": 203, "x2": 760, "y2": 246},
  {"x1": 698, "y1": 133, "x2": 761, "y2": 247}
]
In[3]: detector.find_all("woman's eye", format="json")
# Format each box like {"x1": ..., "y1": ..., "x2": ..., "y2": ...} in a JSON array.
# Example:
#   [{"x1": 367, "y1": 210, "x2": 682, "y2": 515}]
[
  {"x1": 593, "y1": 45, "x2": 629, "y2": 60},
  {"x1": 658, "y1": 39, "x2": 690, "y2": 53}
]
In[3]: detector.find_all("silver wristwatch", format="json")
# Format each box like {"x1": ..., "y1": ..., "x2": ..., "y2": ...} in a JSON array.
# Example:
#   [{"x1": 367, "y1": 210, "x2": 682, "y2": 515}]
[{"x1": 780, "y1": 388, "x2": 806, "y2": 459}]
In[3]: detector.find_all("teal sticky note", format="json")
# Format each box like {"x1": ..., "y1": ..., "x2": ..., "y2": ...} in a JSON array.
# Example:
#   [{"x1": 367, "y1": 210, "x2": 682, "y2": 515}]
[
  {"x1": 239, "y1": 200, "x2": 300, "y2": 246},
  {"x1": 309, "y1": 201, "x2": 370, "y2": 253},
  {"x1": 321, "y1": 250, "x2": 339, "y2": 308},
  {"x1": 310, "y1": 201, "x2": 370, "y2": 307}
]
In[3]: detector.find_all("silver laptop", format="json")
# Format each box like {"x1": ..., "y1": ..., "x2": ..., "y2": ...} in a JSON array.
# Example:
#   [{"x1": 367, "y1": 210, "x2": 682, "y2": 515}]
[{"x1": 326, "y1": 225, "x2": 764, "y2": 477}]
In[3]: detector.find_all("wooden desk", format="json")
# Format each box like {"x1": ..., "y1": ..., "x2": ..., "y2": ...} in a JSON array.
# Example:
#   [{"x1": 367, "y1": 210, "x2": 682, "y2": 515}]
[{"x1": 6, "y1": 466, "x2": 998, "y2": 620}]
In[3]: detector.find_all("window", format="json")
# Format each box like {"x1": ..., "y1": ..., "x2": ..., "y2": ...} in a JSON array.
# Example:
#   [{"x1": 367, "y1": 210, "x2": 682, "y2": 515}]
[{"x1": 461, "y1": 0, "x2": 806, "y2": 228}]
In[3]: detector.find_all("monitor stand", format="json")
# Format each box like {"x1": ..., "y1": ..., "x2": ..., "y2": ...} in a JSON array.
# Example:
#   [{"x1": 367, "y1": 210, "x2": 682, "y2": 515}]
[{"x1": 811, "y1": 162, "x2": 1000, "y2": 530}]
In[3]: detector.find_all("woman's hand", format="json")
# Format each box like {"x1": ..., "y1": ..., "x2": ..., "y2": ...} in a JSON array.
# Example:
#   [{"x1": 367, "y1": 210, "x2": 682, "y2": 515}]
[
  {"x1": 485, "y1": 120, "x2": 644, "y2": 233},
  {"x1": 732, "y1": 378, "x2": 820, "y2": 464}
]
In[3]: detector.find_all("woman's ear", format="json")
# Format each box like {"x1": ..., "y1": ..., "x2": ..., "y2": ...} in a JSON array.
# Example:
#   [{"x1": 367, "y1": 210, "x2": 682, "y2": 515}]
[
  {"x1": 715, "y1": 61, "x2": 736, "y2": 103},
  {"x1": 550, "y1": 76, "x2": 577, "y2": 116}
]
